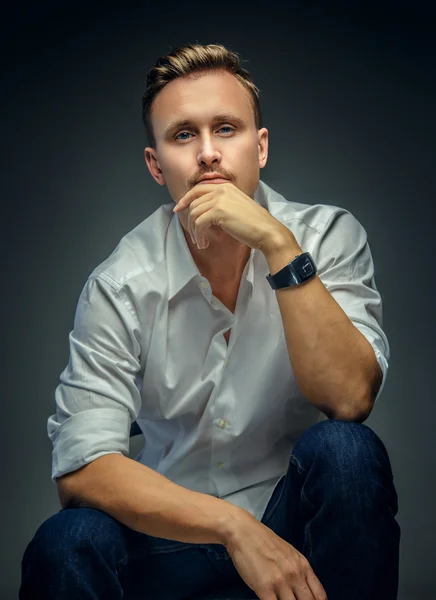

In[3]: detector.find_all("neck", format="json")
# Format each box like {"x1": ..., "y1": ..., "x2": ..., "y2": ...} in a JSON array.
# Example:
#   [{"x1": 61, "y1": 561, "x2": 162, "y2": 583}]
[{"x1": 184, "y1": 227, "x2": 251, "y2": 286}]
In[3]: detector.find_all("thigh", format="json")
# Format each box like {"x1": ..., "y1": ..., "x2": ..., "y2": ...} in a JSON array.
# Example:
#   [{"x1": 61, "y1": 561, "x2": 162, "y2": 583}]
[
  {"x1": 26, "y1": 506, "x2": 231, "y2": 600},
  {"x1": 23, "y1": 505, "x2": 131, "y2": 564},
  {"x1": 119, "y1": 532, "x2": 238, "y2": 600}
]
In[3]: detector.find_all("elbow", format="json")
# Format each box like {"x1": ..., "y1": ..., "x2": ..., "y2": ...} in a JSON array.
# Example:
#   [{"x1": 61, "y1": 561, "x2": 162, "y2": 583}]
[
  {"x1": 55, "y1": 469, "x2": 90, "y2": 510},
  {"x1": 315, "y1": 396, "x2": 372, "y2": 424},
  {"x1": 57, "y1": 487, "x2": 91, "y2": 511},
  {"x1": 334, "y1": 409, "x2": 371, "y2": 424},
  {"x1": 332, "y1": 396, "x2": 374, "y2": 424},
  {"x1": 56, "y1": 480, "x2": 77, "y2": 510}
]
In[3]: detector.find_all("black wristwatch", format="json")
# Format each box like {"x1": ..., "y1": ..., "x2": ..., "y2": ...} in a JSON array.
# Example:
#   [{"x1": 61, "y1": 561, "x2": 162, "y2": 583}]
[{"x1": 266, "y1": 252, "x2": 317, "y2": 290}]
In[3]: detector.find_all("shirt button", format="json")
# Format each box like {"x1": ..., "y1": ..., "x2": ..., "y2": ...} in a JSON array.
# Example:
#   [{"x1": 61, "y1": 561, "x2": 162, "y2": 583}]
[
  {"x1": 217, "y1": 462, "x2": 225, "y2": 468},
  {"x1": 200, "y1": 281, "x2": 208, "y2": 289},
  {"x1": 218, "y1": 419, "x2": 228, "y2": 429}
]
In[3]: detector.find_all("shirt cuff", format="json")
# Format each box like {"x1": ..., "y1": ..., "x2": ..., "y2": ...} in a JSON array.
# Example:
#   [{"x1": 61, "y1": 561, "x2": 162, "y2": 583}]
[
  {"x1": 48, "y1": 408, "x2": 131, "y2": 481},
  {"x1": 371, "y1": 345, "x2": 389, "y2": 404}
]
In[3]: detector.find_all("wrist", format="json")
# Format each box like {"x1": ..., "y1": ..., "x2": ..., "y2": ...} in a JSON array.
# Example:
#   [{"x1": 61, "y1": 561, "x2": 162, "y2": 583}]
[
  {"x1": 264, "y1": 240, "x2": 304, "y2": 278},
  {"x1": 218, "y1": 505, "x2": 253, "y2": 548}
]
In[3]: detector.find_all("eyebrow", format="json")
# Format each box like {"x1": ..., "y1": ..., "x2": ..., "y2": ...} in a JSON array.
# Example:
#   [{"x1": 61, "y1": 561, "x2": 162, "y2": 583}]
[{"x1": 163, "y1": 113, "x2": 247, "y2": 139}]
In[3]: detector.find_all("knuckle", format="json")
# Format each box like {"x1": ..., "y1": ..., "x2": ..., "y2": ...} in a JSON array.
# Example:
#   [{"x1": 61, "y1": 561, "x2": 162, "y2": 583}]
[
  {"x1": 281, "y1": 557, "x2": 299, "y2": 577},
  {"x1": 300, "y1": 556, "x2": 312, "y2": 572},
  {"x1": 261, "y1": 574, "x2": 283, "y2": 591},
  {"x1": 284, "y1": 565, "x2": 298, "y2": 579},
  {"x1": 275, "y1": 575, "x2": 288, "y2": 587},
  {"x1": 297, "y1": 553, "x2": 312, "y2": 571}
]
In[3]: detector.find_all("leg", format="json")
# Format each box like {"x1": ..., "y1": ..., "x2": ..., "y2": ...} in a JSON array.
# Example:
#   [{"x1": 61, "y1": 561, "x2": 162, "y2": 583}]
[
  {"x1": 19, "y1": 506, "x2": 132, "y2": 599},
  {"x1": 268, "y1": 419, "x2": 401, "y2": 600},
  {"x1": 19, "y1": 505, "x2": 236, "y2": 600}
]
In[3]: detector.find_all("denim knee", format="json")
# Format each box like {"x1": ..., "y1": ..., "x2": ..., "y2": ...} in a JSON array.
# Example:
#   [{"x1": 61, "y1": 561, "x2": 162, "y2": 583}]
[
  {"x1": 22, "y1": 507, "x2": 126, "y2": 569},
  {"x1": 290, "y1": 419, "x2": 398, "y2": 517},
  {"x1": 292, "y1": 418, "x2": 394, "y2": 478}
]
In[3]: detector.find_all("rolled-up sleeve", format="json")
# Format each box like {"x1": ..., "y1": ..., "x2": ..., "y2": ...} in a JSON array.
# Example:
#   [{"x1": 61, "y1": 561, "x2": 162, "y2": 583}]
[
  {"x1": 311, "y1": 208, "x2": 390, "y2": 404},
  {"x1": 47, "y1": 275, "x2": 142, "y2": 481}
]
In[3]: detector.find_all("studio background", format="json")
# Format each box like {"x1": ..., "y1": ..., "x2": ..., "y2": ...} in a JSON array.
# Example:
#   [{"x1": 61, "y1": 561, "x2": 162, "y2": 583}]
[{"x1": 2, "y1": 3, "x2": 435, "y2": 599}]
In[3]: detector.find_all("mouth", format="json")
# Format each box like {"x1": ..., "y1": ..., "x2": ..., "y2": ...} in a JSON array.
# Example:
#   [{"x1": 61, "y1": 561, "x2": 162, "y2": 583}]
[{"x1": 197, "y1": 177, "x2": 229, "y2": 184}]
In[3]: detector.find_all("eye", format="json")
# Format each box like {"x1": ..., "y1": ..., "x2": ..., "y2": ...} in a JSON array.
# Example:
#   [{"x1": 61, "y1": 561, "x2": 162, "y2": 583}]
[{"x1": 174, "y1": 126, "x2": 235, "y2": 141}]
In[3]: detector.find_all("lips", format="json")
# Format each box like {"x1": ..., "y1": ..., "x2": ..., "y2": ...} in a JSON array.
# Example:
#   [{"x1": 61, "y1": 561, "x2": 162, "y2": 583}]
[
  {"x1": 197, "y1": 176, "x2": 229, "y2": 184},
  {"x1": 199, "y1": 178, "x2": 228, "y2": 184}
]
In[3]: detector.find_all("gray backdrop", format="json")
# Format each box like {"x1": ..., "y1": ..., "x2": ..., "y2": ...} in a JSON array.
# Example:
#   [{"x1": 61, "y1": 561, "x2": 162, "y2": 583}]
[{"x1": 2, "y1": 3, "x2": 435, "y2": 599}]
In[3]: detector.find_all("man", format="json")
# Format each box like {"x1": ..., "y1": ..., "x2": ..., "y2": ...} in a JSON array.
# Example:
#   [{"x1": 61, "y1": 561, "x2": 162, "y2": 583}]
[{"x1": 20, "y1": 43, "x2": 400, "y2": 600}]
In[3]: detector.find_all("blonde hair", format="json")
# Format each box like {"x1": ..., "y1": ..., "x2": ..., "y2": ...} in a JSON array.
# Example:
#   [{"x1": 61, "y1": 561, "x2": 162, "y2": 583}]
[{"x1": 142, "y1": 42, "x2": 263, "y2": 149}]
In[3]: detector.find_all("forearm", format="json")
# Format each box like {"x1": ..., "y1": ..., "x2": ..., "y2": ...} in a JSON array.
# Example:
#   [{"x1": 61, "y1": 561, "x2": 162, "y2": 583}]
[
  {"x1": 263, "y1": 231, "x2": 375, "y2": 420},
  {"x1": 57, "y1": 452, "x2": 245, "y2": 545}
]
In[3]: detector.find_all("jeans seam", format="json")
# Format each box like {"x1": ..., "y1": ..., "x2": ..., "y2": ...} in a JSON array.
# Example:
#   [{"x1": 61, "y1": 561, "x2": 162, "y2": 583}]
[
  {"x1": 291, "y1": 453, "x2": 314, "y2": 558},
  {"x1": 290, "y1": 453, "x2": 306, "y2": 475},
  {"x1": 291, "y1": 454, "x2": 315, "y2": 509}
]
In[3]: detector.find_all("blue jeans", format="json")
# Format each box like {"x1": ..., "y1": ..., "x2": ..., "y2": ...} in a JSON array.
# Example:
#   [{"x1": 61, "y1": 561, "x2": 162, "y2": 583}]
[{"x1": 20, "y1": 419, "x2": 400, "y2": 599}]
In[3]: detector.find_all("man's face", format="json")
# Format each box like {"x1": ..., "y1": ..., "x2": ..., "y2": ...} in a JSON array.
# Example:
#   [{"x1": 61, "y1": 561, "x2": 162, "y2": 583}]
[{"x1": 144, "y1": 70, "x2": 268, "y2": 209}]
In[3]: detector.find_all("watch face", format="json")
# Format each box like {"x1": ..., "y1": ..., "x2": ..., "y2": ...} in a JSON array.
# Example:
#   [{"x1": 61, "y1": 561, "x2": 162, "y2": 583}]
[{"x1": 294, "y1": 253, "x2": 315, "y2": 278}]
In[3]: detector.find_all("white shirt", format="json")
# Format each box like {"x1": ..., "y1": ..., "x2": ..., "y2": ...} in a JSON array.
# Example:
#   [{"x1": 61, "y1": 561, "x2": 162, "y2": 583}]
[{"x1": 47, "y1": 179, "x2": 390, "y2": 523}]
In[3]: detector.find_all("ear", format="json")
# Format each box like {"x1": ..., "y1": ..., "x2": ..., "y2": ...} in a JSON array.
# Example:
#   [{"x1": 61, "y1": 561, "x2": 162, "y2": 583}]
[
  {"x1": 258, "y1": 128, "x2": 268, "y2": 169},
  {"x1": 144, "y1": 147, "x2": 165, "y2": 185}
]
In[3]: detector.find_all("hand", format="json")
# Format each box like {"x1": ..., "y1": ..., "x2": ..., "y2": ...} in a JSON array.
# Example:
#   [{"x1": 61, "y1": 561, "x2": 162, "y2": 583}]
[
  {"x1": 225, "y1": 511, "x2": 327, "y2": 600},
  {"x1": 173, "y1": 181, "x2": 291, "y2": 254}
]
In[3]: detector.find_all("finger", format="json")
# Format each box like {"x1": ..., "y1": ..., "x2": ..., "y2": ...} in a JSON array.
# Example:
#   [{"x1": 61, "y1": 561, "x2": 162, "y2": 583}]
[
  {"x1": 280, "y1": 578, "x2": 313, "y2": 600},
  {"x1": 305, "y1": 570, "x2": 327, "y2": 600},
  {"x1": 275, "y1": 581, "x2": 296, "y2": 599},
  {"x1": 188, "y1": 214, "x2": 196, "y2": 245},
  {"x1": 191, "y1": 215, "x2": 201, "y2": 247},
  {"x1": 193, "y1": 221, "x2": 207, "y2": 249},
  {"x1": 196, "y1": 226, "x2": 205, "y2": 248}
]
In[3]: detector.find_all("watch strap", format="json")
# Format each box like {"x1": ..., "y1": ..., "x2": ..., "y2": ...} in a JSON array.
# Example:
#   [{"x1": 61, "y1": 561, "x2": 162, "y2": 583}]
[{"x1": 266, "y1": 252, "x2": 317, "y2": 290}]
